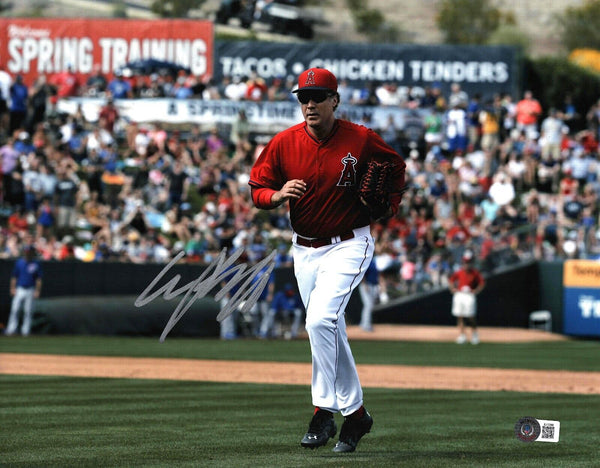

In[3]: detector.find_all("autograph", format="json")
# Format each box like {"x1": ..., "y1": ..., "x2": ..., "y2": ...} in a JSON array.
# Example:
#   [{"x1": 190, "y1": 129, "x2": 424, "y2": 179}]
[{"x1": 135, "y1": 248, "x2": 276, "y2": 342}]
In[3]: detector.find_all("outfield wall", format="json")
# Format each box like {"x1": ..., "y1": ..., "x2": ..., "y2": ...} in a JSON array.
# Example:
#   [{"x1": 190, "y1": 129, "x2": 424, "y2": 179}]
[
  {"x1": 0, "y1": 259, "x2": 563, "y2": 336},
  {"x1": 370, "y1": 261, "x2": 562, "y2": 331}
]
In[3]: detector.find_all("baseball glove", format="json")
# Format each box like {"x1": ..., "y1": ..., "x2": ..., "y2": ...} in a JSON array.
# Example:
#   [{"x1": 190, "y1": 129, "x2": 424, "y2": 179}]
[{"x1": 358, "y1": 160, "x2": 395, "y2": 220}]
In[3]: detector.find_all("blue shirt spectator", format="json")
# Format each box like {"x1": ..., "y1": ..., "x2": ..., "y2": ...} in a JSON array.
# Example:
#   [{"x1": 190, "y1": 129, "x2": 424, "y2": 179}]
[
  {"x1": 107, "y1": 74, "x2": 132, "y2": 99},
  {"x1": 9, "y1": 76, "x2": 28, "y2": 113}
]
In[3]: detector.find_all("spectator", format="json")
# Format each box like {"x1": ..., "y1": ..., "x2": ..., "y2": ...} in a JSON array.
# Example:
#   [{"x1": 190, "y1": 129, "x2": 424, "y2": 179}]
[
  {"x1": 107, "y1": 71, "x2": 133, "y2": 99},
  {"x1": 515, "y1": 90, "x2": 542, "y2": 135},
  {"x1": 379, "y1": 114, "x2": 401, "y2": 154},
  {"x1": 423, "y1": 110, "x2": 443, "y2": 151},
  {"x1": 9, "y1": 75, "x2": 28, "y2": 134},
  {"x1": 466, "y1": 93, "x2": 482, "y2": 150},
  {"x1": 36, "y1": 196, "x2": 55, "y2": 239},
  {"x1": 22, "y1": 156, "x2": 43, "y2": 213},
  {"x1": 506, "y1": 151, "x2": 526, "y2": 193},
  {"x1": 223, "y1": 75, "x2": 247, "y2": 101},
  {"x1": 351, "y1": 81, "x2": 379, "y2": 106},
  {"x1": 245, "y1": 76, "x2": 268, "y2": 101},
  {"x1": 98, "y1": 97, "x2": 119, "y2": 134},
  {"x1": 501, "y1": 93, "x2": 517, "y2": 141},
  {"x1": 488, "y1": 172, "x2": 515, "y2": 207},
  {"x1": 1, "y1": 137, "x2": 20, "y2": 202},
  {"x1": 266, "y1": 77, "x2": 287, "y2": 101},
  {"x1": 375, "y1": 82, "x2": 401, "y2": 106},
  {"x1": 26, "y1": 75, "x2": 53, "y2": 134},
  {"x1": 171, "y1": 73, "x2": 193, "y2": 99},
  {"x1": 0, "y1": 63, "x2": 12, "y2": 136},
  {"x1": 445, "y1": 99, "x2": 469, "y2": 155},
  {"x1": 7, "y1": 205, "x2": 29, "y2": 237},
  {"x1": 566, "y1": 146, "x2": 595, "y2": 188},
  {"x1": 586, "y1": 98, "x2": 600, "y2": 142},
  {"x1": 205, "y1": 126, "x2": 226, "y2": 158},
  {"x1": 49, "y1": 65, "x2": 81, "y2": 101},
  {"x1": 5, "y1": 159, "x2": 25, "y2": 208},
  {"x1": 53, "y1": 166, "x2": 79, "y2": 239},
  {"x1": 164, "y1": 159, "x2": 190, "y2": 208},
  {"x1": 540, "y1": 108, "x2": 567, "y2": 162},
  {"x1": 448, "y1": 82, "x2": 468, "y2": 109},
  {"x1": 84, "y1": 64, "x2": 108, "y2": 97},
  {"x1": 230, "y1": 109, "x2": 252, "y2": 161},
  {"x1": 478, "y1": 96, "x2": 502, "y2": 154}
]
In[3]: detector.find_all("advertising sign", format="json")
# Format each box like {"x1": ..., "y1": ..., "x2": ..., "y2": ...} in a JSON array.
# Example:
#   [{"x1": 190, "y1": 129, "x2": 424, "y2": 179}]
[
  {"x1": 214, "y1": 41, "x2": 519, "y2": 100},
  {"x1": 0, "y1": 18, "x2": 214, "y2": 84},
  {"x1": 563, "y1": 260, "x2": 600, "y2": 337}
]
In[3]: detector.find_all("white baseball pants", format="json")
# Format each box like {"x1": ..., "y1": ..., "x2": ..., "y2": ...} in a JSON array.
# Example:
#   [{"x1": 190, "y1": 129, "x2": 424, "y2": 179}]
[
  {"x1": 359, "y1": 282, "x2": 379, "y2": 330},
  {"x1": 452, "y1": 291, "x2": 477, "y2": 318},
  {"x1": 293, "y1": 225, "x2": 374, "y2": 416},
  {"x1": 6, "y1": 287, "x2": 35, "y2": 336}
]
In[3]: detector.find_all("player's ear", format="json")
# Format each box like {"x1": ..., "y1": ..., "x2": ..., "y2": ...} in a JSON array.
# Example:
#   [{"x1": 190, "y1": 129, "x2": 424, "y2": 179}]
[{"x1": 332, "y1": 92, "x2": 340, "y2": 111}]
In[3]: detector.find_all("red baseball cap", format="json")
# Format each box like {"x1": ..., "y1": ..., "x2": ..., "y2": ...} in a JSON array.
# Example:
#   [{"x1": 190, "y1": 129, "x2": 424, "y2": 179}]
[{"x1": 293, "y1": 68, "x2": 338, "y2": 93}]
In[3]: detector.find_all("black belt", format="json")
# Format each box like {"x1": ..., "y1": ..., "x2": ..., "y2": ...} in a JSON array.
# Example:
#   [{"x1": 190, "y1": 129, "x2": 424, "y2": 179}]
[{"x1": 295, "y1": 231, "x2": 355, "y2": 248}]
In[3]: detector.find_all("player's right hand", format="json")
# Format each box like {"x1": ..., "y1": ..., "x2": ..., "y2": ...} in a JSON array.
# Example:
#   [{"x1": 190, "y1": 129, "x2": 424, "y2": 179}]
[{"x1": 272, "y1": 179, "x2": 306, "y2": 205}]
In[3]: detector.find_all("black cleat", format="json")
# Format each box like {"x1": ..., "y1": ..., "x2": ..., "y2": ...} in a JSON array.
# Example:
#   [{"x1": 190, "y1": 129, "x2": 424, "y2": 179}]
[
  {"x1": 301, "y1": 409, "x2": 337, "y2": 449},
  {"x1": 333, "y1": 409, "x2": 373, "y2": 453}
]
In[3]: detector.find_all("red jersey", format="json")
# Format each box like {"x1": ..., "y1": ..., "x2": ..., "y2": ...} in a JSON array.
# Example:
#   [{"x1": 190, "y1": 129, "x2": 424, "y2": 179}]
[
  {"x1": 449, "y1": 267, "x2": 485, "y2": 291},
  {"x1": 515, "y1": 98, "x2": 541, "y2": 126},
  {"x1": 249, "y1": 119, "x2": 406, "y2": 238},
  {"x1": 50, "y1": 71, "x2": 80, "y2": 98}
]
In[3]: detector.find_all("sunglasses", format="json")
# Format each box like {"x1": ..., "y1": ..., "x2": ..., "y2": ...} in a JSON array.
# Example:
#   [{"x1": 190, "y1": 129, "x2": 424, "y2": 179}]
[{"x1": 297, "y1": 90, "x2": 331, "y2": 104}]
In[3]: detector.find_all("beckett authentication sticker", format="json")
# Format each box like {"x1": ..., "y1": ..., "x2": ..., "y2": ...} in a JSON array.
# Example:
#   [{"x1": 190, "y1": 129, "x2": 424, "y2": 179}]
[
  {"x1": 515, "y1": 417, "x2": 541, "y2": 442},
  {"x1": 515, "y1": 417, "x2": 560, "y2": 443}
]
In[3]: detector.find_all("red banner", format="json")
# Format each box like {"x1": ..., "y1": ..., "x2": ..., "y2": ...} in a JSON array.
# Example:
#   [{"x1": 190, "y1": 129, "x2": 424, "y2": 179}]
[{"x1": 0, "y1": 18, "x2": 214, "y2": 85}]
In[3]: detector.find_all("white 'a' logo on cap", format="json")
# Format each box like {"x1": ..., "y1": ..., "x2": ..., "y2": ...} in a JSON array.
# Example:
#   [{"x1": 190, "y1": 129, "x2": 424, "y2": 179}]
[{"x1": 305, "y1": 70, "x2": 316, "y2": 85}]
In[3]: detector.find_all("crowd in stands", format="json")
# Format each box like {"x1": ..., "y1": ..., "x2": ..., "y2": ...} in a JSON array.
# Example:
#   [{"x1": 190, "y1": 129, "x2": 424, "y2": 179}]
[{"x1": 2, "y1": 64, "x2": 600, "y2": 303}]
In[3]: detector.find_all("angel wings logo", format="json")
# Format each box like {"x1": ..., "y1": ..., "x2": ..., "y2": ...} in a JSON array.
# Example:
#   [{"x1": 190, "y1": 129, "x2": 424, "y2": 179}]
[{"x1": 337, "y1": 153, "x2": 357, "y2": 187}]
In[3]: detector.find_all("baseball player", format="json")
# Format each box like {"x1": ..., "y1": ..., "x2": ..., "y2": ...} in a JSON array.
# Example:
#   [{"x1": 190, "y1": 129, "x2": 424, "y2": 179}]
[
  {"x1": 249, "y1": 67, "x2": 406, "y2": 453},
  {"x1": 259, "y1": 283, "x2": 303, "y2": 339},
  {"x1": 448, "y1": 250, "x2": 485, "y2": 344},
  {"x1": 5, "y1": 245, "x2": 43, "y2": 336},
  {"x1": 358, "y1": 257, "x2": 379, "y2": 332}
]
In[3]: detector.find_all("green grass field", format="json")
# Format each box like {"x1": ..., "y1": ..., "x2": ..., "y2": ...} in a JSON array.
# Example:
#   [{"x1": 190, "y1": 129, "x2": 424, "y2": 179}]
[{"x1": 2, "y1": 336, "x2": 599, "y2": 467}]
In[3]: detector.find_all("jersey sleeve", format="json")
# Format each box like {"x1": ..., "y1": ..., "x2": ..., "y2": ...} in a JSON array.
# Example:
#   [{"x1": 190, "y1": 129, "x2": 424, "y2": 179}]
[{"x1": 249, "y1": 138, "x2": 284, "y2": 209}]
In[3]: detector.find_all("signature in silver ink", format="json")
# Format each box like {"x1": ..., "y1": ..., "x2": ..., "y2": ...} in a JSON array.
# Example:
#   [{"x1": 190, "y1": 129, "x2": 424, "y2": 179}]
[{"x1": 134, "y1": 248, "x2": 276, "y2": 342}]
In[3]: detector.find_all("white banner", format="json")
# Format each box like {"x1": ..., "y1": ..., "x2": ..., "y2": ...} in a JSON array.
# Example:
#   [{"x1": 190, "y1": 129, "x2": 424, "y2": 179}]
[{"x1": 56, "y1": 98, "x2": 429, "y2": 133}]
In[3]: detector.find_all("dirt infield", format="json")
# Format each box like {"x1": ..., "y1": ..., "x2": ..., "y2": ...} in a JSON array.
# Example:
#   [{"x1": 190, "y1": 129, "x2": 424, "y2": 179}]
[
  {"x1": 345, "y1": 324, "x2": 570, "y2": 343},
  {"x1": 2, "y1": 352, "x2": 599, "y2": 394},
  {"x1": 2, "y1": 326, "x2": 598, "y2": 395}
]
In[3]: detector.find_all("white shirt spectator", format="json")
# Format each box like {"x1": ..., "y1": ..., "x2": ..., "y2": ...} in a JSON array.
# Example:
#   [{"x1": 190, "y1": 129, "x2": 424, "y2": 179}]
[
  {"x1": 134, "y1": 131, "x2": 151, "y2": 156},
  {"x1": 224, "y1": 77, "x2": 248, "y2": 101},
  {"x1": 488, "y1": 174, "x2": 516, "y2": 206},
  {"x1": 445, "y1": 107, "x2": 468, "y2": 139},
  {"x1": 567, "y1": 148, "x2": 594, "y2": 181},
  {"x1": 375, "y1": 83, "x2": 401, "y2": 106},
  {"x1": 0, "y1": 68, "x2": 12, "y2": 101},
  {"x1": 507, "y1": 156, "x2": 526, "y2": 181},
  {"x1": 540, "y1": 110, "x2": 567, "y2": 161},
  {"x1": 86, "y1": 128, "x2": 114, "y2": 153}
]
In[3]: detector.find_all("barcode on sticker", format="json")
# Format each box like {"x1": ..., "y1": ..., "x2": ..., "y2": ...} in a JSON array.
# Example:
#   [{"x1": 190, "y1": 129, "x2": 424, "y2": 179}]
[
  {"x1": 536, "y1": 419, "x2": 560, "y2": 442},
  {"x1": 541, "y1": 424, "x2": 554, "y2": 439}
]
